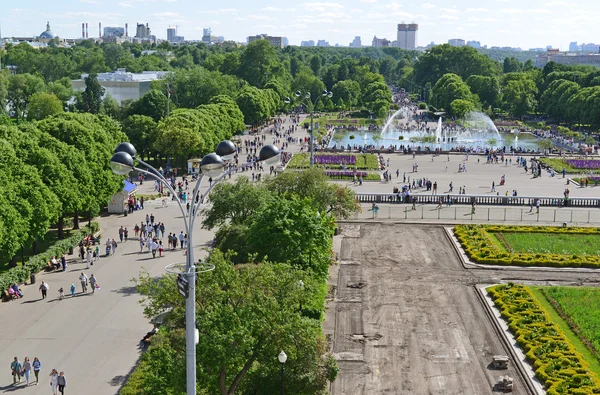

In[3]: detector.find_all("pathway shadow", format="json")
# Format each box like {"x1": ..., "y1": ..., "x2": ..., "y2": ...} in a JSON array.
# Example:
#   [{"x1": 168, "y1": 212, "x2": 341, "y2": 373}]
[
  {"x1": 112, "y1": 285, "x2": 138, "y2": 297},
  {"x1": 0, "y1": 382, "x2": 26, "y2": 392},
  {"x1": 109, "y1": 351, "x2": 142, "y2": 390}
]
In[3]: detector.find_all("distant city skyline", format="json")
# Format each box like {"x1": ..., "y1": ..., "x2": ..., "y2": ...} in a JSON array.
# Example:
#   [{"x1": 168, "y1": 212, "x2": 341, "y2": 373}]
[{"x1": 2, "y1": 0, "x2": 599, "y2": 49}]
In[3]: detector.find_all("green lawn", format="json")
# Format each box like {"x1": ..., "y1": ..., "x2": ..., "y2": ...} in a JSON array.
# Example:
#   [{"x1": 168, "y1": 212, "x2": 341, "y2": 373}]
[
  {"x1": 497, "y1": 232, "x2": 600, "y2": 255},
  {"x1": 533, "y1": 286, "x2": 600, "y2": 377}
]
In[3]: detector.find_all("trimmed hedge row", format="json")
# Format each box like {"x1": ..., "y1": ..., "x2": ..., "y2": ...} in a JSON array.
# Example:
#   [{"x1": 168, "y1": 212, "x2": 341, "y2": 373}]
[
  {"x1": 0, "y1": 223, "x2": 99, "y2": 292},
  {"x1": 455, "y1": 225, "x2": 600, "y2": 268},
  {"x1": 488, "y1": 284, "x2": 600, "y2": 395}
]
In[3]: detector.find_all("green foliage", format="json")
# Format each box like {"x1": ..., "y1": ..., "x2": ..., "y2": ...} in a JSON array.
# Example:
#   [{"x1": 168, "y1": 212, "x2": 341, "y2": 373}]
[
  {"x1": 488, "y1": 284, "x2": 600, "y2": 394},
  {"x1": 455, "y1": 225, "x2": 600, "y2": 268},
  {"x1": 132, "y1": 250, "x2": 337, "y2": 395},
  {"x1": 78, "y1": 73, "x2": 105, "y2": 114},
  {"x1": 235, "y1": 85, "x2": 278, "y2": 125},
  {"x1": 7, "y1": 73, "x2": 45, "y2": 120},
  {"x1": 501, "y1": 73, "x2": 538, "y2": 118},
  {"x1": 450, "y1": 99, "x2": 476, "y2": 119},
  {"x1": 122, "y1": 115, "x2": 158, "y2": 161},
  {"x1": 0, "y1": 222, "x2": 99, "y2": 292},
  {"x1": 27, "y1": 92, "x2": 63, "y2": 120},
  {"x1": 432, "y1": 73, "x2": 473, "y2": 111},
  {"x1": 538, "y1": 158, "x2": 582, "y2": 174}
]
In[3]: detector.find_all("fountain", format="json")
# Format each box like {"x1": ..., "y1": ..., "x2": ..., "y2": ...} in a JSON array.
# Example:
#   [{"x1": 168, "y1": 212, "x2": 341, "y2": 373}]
[{"x1": 330, "y1": 106, "x2": 539, "y2": 151}]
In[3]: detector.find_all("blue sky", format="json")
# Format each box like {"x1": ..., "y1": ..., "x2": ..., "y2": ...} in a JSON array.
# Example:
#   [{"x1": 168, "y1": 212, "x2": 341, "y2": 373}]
[{"x1": 3, "y1": 0, "x2": 599, "y2": 49}]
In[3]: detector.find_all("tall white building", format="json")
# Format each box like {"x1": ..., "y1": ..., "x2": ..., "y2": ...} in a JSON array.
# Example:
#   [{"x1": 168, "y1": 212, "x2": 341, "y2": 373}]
[
  {"x1": 448, "y1": 38, "x2": 465, "y2": 47},
  {"x1": 396, "y1": 23, "x2": 417, "y2": 50},
  {"x1": 349, "y1": 36, "x2": 362, "y2": 48}
]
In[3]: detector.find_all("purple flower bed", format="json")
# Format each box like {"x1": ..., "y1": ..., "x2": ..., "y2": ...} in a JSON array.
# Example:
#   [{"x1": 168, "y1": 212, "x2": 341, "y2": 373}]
[
  {"x1": 325, "y1": 171, "x2": 367, "y2": 177},
  {"x1": 566, "y1": 159, "x2": 600, "y2": 169},
  {"x1": 315, "y1": 155, "x2": 356, "y2": 165}
]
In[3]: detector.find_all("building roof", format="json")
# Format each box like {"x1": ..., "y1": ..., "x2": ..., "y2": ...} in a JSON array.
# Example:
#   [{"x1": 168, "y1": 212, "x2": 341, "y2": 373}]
[
  {"x1": 123, "y1": 180, "x2": 138, "y2": 194},
  {"x1": 39, "y1": 22, "x2": 54, "y2": 39}
]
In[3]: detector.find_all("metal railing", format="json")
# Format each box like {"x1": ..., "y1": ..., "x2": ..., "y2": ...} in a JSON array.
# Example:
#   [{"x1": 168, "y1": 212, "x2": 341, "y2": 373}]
[{"x1": 356, "y1": 193, "x2": 600, "y2": 208}]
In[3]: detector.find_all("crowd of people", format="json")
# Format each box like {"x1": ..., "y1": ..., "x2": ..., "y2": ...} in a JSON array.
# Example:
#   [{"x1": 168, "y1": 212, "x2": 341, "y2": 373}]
[{"x1": 10, "y1": 357, "x2": 67, "y2": 394}]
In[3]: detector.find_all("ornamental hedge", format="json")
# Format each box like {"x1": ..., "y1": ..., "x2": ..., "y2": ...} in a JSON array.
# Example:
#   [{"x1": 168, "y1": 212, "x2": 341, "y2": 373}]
[
  {"x1": 454, "y1": 225, "x2": 600, "y2": 268},
  {"x1": 488, "y1": 284, "x2": 600, "y2": 395},
  {"x1": 0, "y1": 222, "x2": 99, "y2": 292}
]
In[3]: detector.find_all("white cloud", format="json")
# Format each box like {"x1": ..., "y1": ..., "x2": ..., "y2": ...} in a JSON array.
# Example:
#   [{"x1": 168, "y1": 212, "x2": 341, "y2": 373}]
[
  {"x1": 118, "y1": 2, "x2": 134, "y2": 8},
  {"x1": 80, "y1": 0, "x2": 98, "y2": 3},
  {"x1": 301, "y1": 2, "x2": 344, "y2": 12},
  {"x1": 262, "y1": 7, "x2": 281, "y2": 11},
  {"x1": 360, "y1": 0, "x2": 377, "y2": 3},
  {"x1": 197, "y1": 8, "x2": 238, "y2": 15},
  {"x1": 421, "y1": 3, "x2": 435, "y2": 9}
]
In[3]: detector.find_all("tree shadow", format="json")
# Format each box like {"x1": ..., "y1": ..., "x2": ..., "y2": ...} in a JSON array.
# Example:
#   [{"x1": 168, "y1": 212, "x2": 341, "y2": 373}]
[
  {"x1": 109, "y1": 352, "x2": 142, "y2": 390},
  {"x1": 112, "y1": 285, "x2": 138, "y2": 297}
]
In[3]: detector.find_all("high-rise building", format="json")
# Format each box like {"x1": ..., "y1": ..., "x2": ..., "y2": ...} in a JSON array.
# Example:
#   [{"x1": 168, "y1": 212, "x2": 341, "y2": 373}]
[
  {"x1": 135, "y1": 23, "x2": 151, "y2": 39},
  {"x1": 247, "y1": 34, "x2": 285, "y2": 48},
  {"x1": 201, "y1": 28, "x2": 224, "y2": 45},
  {"x1": 301, "y1": 40, "x2": 315, "y2": 46},
  {"x1": 396, "y1": 23, "x2": 417, "y2": 50},
  {"x1": 582, "y1": 43, "x2": 600, "y2": 52},
  {"x1": 467, "y1": 40, "x2": 481, "y2": 49},
  {"x1": 569, "y1": 41, "x2": 580, "y2": 52},
  {"x1": 349, "y1": 36, "x2": 362, "y2": 48},
  {"x1": 448, "y1": 38, "x2": 465, "y2": 47},
  {"x1": 167, "y1": 27, "x2": 176, "y2": 42},
  {"x1": 317, "y1": 39, "x2": 329, "y2": 47},
  {"x1": 103, "y1": 26, "x2": 125, "y2": 37}
]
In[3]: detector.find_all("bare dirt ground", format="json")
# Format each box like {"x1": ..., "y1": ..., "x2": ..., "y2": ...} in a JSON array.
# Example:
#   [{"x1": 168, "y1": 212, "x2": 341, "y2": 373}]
[{"x1": 327, "y1": 223, "x2": 600, "y2": 395}]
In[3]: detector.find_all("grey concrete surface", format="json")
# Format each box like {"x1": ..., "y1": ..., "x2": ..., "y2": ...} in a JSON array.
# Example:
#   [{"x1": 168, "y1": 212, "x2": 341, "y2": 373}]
[{"x1": 327, "y1": 223, "x2": 600, "y2": 395}]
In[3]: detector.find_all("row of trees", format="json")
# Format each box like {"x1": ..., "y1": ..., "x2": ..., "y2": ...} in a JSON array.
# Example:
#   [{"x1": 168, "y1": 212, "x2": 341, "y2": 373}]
[
  {"x1": 122, "y1": 169, "x2": 358, "y2": 395},
  {"x1": 0, "y1": 113, "x2": 126, "y2": 264}
]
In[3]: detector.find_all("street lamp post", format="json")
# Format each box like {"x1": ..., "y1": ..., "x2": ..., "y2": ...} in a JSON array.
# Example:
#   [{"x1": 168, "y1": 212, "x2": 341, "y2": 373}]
[
  {"x1": 285, "y1": 89, "x2": 332, "y2": 167},
  {"x1": 110, "y1": 141, "x2": 281, "y2": 395},
  {"x1": 278, "y1": 350, "x2": 287, "y2": 395}
]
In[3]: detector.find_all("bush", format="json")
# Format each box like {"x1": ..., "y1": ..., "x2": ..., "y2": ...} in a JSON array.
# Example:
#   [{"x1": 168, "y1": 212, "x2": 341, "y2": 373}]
[
  {"x1": 488, "y1": 284, "x2": 600, "y2": 393},
  {"x1": 0, "y1": 223, "x2": 99, "y2": 291},
  {"x1": 418, "y1": 102, "x2": 427, "y2": 110}
]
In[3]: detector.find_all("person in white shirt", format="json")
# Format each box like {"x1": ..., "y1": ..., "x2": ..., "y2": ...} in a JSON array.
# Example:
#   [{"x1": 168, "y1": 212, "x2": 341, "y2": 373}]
[
  {"x1": 179, "y1": 232, "x2": 185, "y2": 249},
  {"x1": 151, "y1": 240, "x2": 158, "y2": 258},
  {"x1": 79, "y1": 272, "x2": 88, "y2": 293}
]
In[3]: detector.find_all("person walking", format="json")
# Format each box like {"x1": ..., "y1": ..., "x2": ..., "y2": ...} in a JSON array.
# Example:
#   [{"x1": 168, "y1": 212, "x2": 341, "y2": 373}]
[
  {"x1": 10, "y1": 356, "x2": 22, "y2": 386},
  {"x1": 79, "y1": 272, "x2": 88, "y2": 293},
  {"x1": 179, "y1": 231, "x2": 185, "y2": 249},
  {"x1": 89, "y1": 274, "x2": 98, "y2": 294},
  {"x1": 49, "y1": 369, "x2": 59, "y2": 395},
  {"x1": 39, "y1": 281, "x2": 49, "y2": 299},
  {"x1": 57, "y1": 372, "x2": 67, "y2": 395},
  {"x1": 85, "y1": 249, "x2": 93, "y2": 269},
  {"x1": 21, "y1": 357, "x2": 31, "y2": 386},
  {"x1": 32, "y1": 357, "x2": 41, "y2": 385}
]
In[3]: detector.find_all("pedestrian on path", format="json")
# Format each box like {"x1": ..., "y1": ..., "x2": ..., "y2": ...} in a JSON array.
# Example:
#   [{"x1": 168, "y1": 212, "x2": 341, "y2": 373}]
[
  {"x1": 79, "y1": 272, "x2": 88, "y2": 293},
  {"x1": 179, "y1": 232, "x2": 185, "y2": 249},
  {"x1": 39, "y1": 281, "x2": 49, "y2": 299},
  {"x1": 85, "y1": 249, "x2": 92, "y2": 269},
  {"x1": 60, "y1": 254, "x2": 67, "y2": 272},
  {"x1": 22, "y1": 357, "x2": 31, "y2": 385},
  {"x1": 89, "y1": 274, "x2": 98, "y2": 294},
  {"x1": 49, "y1": 369, "x2": 59, "y2": 395},
  {"x1": 57, "y1": 372, "x2": 66, "y2": 395},
  {"x1": 10, "y1": 357, "x2": 22, "y2": 385},
  {"x1": 70, "y1": 284, "x2": 75, "y2": 296},
  {"x1": 32, "y1": 357, "x2": 41, "y2": 385}
]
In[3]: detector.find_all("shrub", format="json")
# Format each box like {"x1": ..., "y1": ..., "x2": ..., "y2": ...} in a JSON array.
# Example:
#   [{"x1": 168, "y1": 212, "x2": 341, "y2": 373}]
[
  {"x1": 488, "y1": 284, "x2": 600, "y2": 393},
  {"x1": 0, "y1": 223, "x2": 99, "y2": 291},
  {"x1": 418, "y1": 102, "x2": 427, "y2": 110}
]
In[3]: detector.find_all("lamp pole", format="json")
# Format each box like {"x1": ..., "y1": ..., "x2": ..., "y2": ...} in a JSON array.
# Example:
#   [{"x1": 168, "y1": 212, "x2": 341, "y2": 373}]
[
  {"x1": 285, "y1": 90, "x2": 332, "y2": 167},
  {"x1": 111, "y1": 142, "x2": 281, "y2": 395},
  {"x1": 278, "y1": 350, "x2": 287, "y2": 395}
]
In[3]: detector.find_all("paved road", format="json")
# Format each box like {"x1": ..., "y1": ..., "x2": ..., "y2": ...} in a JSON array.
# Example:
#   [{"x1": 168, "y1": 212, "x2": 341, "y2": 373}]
[{"x1": 327, "y1": 223, "x2": 600, "y2": 395}]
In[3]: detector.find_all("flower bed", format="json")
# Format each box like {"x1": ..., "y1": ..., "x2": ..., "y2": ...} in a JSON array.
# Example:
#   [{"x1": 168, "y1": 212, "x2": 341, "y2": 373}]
[
  {"x1": 315, "y1": 155, "x2": 356, "y2": 166},
  {"x1": 454, "y1": 224, "x2": 600, "y2": 268},
  {"x1": 572, "y1": 177, "x2": 600, "y2": 185},
  {"x1": 287, "y1": 153, "x2": 379, "y2": 170},
  {"x1": 488, "y1": 284, "x2": 600, "y2": 394},
  {"x1": 566, "y1": 160, "x2": 600, "y2": 169},
  {"x1": 325, "y1": 171, "x2": 380, "y2": 181}
]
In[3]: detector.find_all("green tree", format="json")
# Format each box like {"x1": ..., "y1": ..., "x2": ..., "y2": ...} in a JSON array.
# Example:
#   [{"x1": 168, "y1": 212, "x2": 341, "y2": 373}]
[
  {"x1": 133, "y1": 250, "x2": 337, "y2": 395},
  {"x1": 331, "y1": 80, "x2": 360, "y2": 109},
  {"x1": 465, "y1": 75, "x2": 499, "y2": 108},
  {"x1": 79, "y1": 73, "x2": 105, "y2": 114},
  {"x1": 432, "y1": 73, "x2": 473, "y2": 111},
  {"x1": 46, "y1": 77, "x2": 74, "y2": 107},
  {"x1": 450, "y1": 99, "x2": 476, "y2": 119},
  {"x1": 27, "y1": 92, "x2": 63, "y2": 121},
  {"x1": 123, "y1": 115, "x2": 158, "y2": 160},
  {"x1": 502, "y1": 74, "x2": 538, "y2": 118},
  {"x1": 237, "y1": 40, "x2": 287, "y2": 88},
  {"x1": 7, "y1": 73, "x2": 45, "y2": 120}
]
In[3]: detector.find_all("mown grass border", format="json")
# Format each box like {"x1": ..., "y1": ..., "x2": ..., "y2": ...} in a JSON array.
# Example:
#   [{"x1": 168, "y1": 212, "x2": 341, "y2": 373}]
[
  {"x1": 454, "y1": 225, "x2": 600, "y2": 268},
  {"x1": 488, "y1": 284, "x2": 600, "y2": 394}
]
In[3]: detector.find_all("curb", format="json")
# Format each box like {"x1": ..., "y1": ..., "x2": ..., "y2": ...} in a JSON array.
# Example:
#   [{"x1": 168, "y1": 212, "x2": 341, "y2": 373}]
[{"x1": 474, "y1": 285, "x2": 543, "y2": 395}]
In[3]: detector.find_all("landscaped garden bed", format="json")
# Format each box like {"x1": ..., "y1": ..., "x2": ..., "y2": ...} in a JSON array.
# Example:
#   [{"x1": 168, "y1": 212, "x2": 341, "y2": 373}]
[
  {"x1": 325, "y1": 171, "x2": 380, "y2": 181},
  {"x1": 454, "y1": 225, "x2": 600, "y2": 268},
  {"x1": 488, "y1": 283, "x2": 600, "y2": 394},
  {"x1": 539, "y1": 158, "x2": 600, "y2": 174},
  {"x1": 287, "y1": 153, "x2": 380, "y2": 170}
]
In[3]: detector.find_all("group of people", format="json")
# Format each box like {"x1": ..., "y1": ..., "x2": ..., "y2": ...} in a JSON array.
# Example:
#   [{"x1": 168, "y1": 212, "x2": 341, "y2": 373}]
[{"x1": 10, "y1": 357, "x2": 65, "y2": 395}]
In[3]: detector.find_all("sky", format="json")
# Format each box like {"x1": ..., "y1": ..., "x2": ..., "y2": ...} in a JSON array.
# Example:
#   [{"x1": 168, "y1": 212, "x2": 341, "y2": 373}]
[{"x1": 2, "y1": 0, "x2": 600, "y2": 50}]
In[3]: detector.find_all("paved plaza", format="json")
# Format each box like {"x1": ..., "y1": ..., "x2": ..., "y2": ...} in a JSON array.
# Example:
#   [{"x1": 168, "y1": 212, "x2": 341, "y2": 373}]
[{"x1": 1, "y1": 113, "x2": 599, "y2": 394}]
